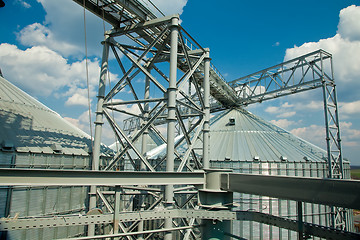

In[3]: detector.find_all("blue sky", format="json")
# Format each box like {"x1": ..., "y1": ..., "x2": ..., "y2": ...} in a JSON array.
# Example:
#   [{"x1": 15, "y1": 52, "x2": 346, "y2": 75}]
[{"x1": 1, "y1": 0, "x2": 360, "y2": 165}]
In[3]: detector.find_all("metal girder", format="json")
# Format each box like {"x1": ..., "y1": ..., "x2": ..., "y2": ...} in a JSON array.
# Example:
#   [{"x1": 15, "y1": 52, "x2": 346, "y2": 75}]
[
  {"x1": 0, "y1": 168, "x2": 205, "y2": 186},
  {"x1": 2, "y1": 209, "x2": 359, "y2": 240},
  {"x1": 220, "y1": 173, "x2": 360, "y2": 209},
  {"x1": 0, "y1": 209, "x2": 235, "y2": 231},
  {"x1": 0, "y1": 214, "x2": 114, "y2": 231},
  {"x1": 3, "y1": 169, "x2": 359, "y2": 208},
  {"x1": 229, "y1": 49, "x2": 332, "y2": 106}
]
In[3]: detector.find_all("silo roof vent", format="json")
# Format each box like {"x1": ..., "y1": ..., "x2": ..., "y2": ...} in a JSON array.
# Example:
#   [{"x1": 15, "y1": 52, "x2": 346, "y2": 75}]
[
  {"x1": 228, "y1": 117, "x2": 235, "y2": 125},
  {"x1": 1, "y1": 140, "x2": 14, "y2": 152},
  {"x1": 280, "y1": 156, "x2": 288, "y2": 161},
  {"x1": 51, "y1": 143, "x2": 63, "y2": 153}
]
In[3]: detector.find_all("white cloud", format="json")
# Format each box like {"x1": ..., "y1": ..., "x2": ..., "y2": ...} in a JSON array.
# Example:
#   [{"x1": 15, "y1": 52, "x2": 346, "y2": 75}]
[
  {"x1": 16, "y1": 0, "x2": 31, "y2": 8},
  {"x1": 277, "y1": 111, "x2": 296, "y2": 118},
  {"x1": 65, "y1": 93, "x2": 91, "y2": 107},
  {"x1": 240, "y1": 85, "x2": 266, "y2": 97},
  {"x1": 273, "y1": 42, "x2": 280, "y2": 47},
  {"x1": 289, "y1": 121, "x2": 360, "y2": 152},
  {"x1": 0, "y1": 43, "x2": 71, "y2": 96},
  {"x1": 0, "y1": 43, "x2": 118, "y2": 106},
  {"x1": 340, "y1": 122, "x2": 360, "y2": 147},
  {"x1": 265, "y1": 106, "x2": 279, "y2": 114},
  {"x1": 18, "y1": 23, "x2": 79, "y2": 57},
  {"x1": 17, "y1": 0, "x2": 107, "y2": 58},
  {"x1": 282, "y1": 102, "x2": 293, "y2": 108},
  {"x1": 285, "y1": 34, "x2": 360, "y2": 90},
  {"x1": 270, "y1": 119, "x2": 295, "y2": 129},
  {"x1": 290, "y1": 125, "x2": 326, "y2": 148},
  {"x1": 337, "y1": 5, "x2": 360, "y2": 41},
  {"x1": 25, "y1": 0, "x2": 188, "y2": 59},
  {"x1": 298, "y1": 100, "x2": 323, "y2": 111},
  {"x1": 283, "y1": 5, "x2": 360, "y2": 159},
  {"x1": 285, "y1": 5, "x2": 360, "y2": 101},
  {"x1": 64, "y1": 116, "x2": 87, "y2": 131},
  {"x1": 340, "y1": 100, "x2": 360, "y2": 115},
  {"x1": 265, "y1": 103, "x2": 296, "y2": 118},
  {"x1": 146, "y1": 0, "x2": 188, "y2": 16}
]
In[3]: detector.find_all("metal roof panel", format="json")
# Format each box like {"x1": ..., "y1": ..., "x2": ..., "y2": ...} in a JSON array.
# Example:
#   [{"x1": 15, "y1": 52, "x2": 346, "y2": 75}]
[
  {"x1": 207, "y1": 109, "x2": 326, "y2": 162},
  {"x1": 0, "y1": 76, "x2": 113, "y2": 156}
]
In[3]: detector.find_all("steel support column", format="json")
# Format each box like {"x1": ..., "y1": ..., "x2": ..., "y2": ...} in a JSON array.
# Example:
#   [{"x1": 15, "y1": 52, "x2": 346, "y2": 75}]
[
  {"x1": 138, "y1": 70, "x2": 151, "y2": 240},
  {"x1": 89, "y1": 35, "x2": 110, "y2": 236},
  {"x1": 320, "y1": 51, "x2": 346, "y2": 230},
  {"x1": 164, "y1": 15, "x2": 179, "y2": 240},
  {"x1": 203, "y1": 49, "x2": 210, "y2": 169},
  {"x1": 297, "y1": 201, "x2": 304, "y2": 240},
  {"x1": 113, "y1": 186, "x2": 121, "y2": 238},
  {"x1": 92, "y1": 35, "x2": 110, "y2": 172},
  {"x1": 200, "y1": 169, "x2": 233, "y2": 240}
]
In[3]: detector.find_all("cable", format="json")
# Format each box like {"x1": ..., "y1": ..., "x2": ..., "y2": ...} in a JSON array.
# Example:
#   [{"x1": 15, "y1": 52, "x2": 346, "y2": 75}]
[{"x1": 83, "y1": 0, "x2": 94, "y2": 151}]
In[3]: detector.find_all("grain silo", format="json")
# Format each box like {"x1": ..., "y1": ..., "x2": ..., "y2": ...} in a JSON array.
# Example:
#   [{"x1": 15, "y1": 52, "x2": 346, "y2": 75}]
[
  {"x1": 127, "y1": 106, "x2": 354, "y2": 239},
  {"x1": 0, "y1": 76, "x2": 113, "y2": 239},
  {"x1": 207, "y1": 108, "x2": 353, "y2": 239}
]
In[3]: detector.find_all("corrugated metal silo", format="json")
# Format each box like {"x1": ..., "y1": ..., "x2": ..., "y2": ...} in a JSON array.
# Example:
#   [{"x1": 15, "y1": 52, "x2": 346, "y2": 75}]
[
  {"x1": 208, "y1": 108, "x2": 352, "y2": 239},
  {"x1": 0, "y1": 76, "x2": 113, "y2": 239}
]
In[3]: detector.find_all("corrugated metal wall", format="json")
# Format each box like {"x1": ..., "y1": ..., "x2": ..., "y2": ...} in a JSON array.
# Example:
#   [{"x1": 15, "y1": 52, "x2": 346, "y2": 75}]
[
  {"x1": 211, "y1": 160, "x2": 353, "y2": 239},
  {"x1": 0, "y1": 150, "x2": 91, "y2": 239}
]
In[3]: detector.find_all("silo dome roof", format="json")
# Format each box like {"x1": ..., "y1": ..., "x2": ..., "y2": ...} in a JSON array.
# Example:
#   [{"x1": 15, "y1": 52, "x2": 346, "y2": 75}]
[
  {"x1": 0, "y1": 76, "x2": 99, "y2": 153},
  {"x1": 209, "y1": 108, "x2": 327, "y2": 162}
]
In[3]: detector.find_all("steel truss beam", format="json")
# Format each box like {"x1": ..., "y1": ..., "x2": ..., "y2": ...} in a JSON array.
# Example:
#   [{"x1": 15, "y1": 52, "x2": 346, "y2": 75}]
[
  {"x1": 229, "y1": 49, "x2": 331, "y2": 106},
  {"x1": 2, "y1": 210, "x2": 359, "y2": 240},
  {"x1": 229, "y1": 49, "x2": 347, "y2": 229}
]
